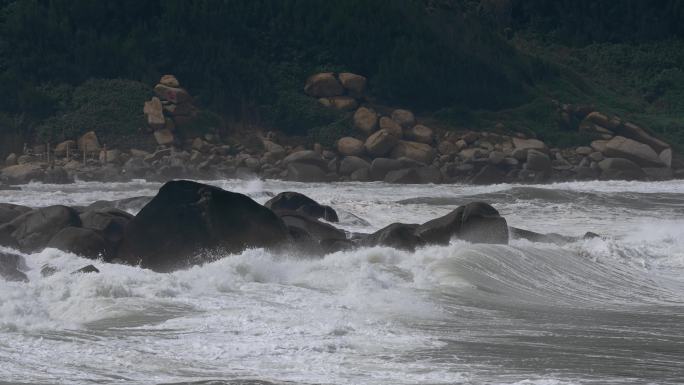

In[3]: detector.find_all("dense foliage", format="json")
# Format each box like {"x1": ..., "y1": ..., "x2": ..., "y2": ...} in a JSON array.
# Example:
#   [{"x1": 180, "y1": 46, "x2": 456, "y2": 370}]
[{"x1": 0, "y1": 0, "x2": 682, "y2": 152}]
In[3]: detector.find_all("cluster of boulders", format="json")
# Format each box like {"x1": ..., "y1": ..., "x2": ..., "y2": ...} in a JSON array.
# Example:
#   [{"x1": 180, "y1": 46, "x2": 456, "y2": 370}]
[
  {"x1": 1, "y1": 74, "x2": 682, "y2": 187},
  {"x1": 304, "y1": 72, "x2": 368, "y2": 110},
  {"x1": 0, "y1": 180, "x2": 601, "y2": 280},
  {"x1": 292, "y1": 73, "x2": 681, "y2": 184},
  {"x1": 0, "y1": 180, "x2": 519, "y2": 279},
  {"x1": 144, "y1": 75, "x2": 198, "y2": 146}
]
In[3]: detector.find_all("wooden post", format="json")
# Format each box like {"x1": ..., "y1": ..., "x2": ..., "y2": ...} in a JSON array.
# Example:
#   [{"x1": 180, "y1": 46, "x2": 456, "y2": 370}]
[
  {"x1": 66, "y1": 142, "x2": 70, "y2": 161},
  {"x1": 103, "y1": 144, "x2": 107, "y2": 164},
  {"x1": 83, "y1": 144, "x2": 86, "y2": 166}
]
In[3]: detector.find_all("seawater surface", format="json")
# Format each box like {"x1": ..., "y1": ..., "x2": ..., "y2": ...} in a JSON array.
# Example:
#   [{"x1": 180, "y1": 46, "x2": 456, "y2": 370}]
[{"x1": 1, "y1": 179, "x2": 683, "y2": 385}]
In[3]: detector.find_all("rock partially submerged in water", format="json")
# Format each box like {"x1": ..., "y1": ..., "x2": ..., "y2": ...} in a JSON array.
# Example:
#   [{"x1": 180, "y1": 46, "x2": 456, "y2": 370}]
[
  {"x1": 0, "y1": 251, "x2": 28, "y2": 282},
  {"x1": 265, "y1": 191, "x2": 339, "y2": 222},
  {"x1": 360, "y1": 223, "x2": 425, "y2": 251},
  {"x1": 358, "y1": 202, "x2": 509, "y2": 251},
  {"x1": 0, "y1": 181, "x2": 550, "y2": 274},
  {"x1": 416, "y1": 202, "x2": 509, "y2": 245},
  {"x1": 509, "y1": 227, "x2": 601, "y2": 245},
  {"x1": 118, "y1": 180, "x2": 289, "y2": 272},
  {"x1": 0, "y1": 205, "x2": 82, "y2": 252}
]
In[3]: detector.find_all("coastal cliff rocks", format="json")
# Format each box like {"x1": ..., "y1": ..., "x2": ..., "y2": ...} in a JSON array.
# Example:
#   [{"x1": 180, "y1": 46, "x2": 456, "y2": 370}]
[{"x1": 117, "y1": 180, "x2": 289, "y2": 272}]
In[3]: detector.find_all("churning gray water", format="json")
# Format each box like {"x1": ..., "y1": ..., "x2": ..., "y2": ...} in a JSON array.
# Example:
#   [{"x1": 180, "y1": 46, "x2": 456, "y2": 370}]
[{"x1": 1, "y1": 179, "x2": 683, "y2": 385}]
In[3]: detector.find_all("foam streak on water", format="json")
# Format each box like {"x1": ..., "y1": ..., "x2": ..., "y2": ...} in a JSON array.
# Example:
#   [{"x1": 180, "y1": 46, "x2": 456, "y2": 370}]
[{"x1": 1, "y1": 179, "x2": 684, "y2": 385}]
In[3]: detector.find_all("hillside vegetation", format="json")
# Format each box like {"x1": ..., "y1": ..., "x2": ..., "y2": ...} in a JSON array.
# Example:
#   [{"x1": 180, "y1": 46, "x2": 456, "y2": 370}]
[{"x1": 1, "y1": 0, "x2": 683, "y2": 155}]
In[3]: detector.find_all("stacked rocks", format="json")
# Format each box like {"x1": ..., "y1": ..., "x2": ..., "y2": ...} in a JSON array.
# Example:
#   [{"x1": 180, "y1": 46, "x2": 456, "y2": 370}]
[
  {"x1": 304, "y1": 72, "x2": 367, "y2": 110},
  {"x1": 144, "y1": 75, "x2": 197, "y2": 146},
  {"x1": 557, "y1": 103, "x2": 675, "y2": 180}
]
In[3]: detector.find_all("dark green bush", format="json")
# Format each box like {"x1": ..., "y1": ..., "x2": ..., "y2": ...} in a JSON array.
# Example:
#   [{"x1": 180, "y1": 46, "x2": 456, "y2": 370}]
[
  {"x1": 181, "y1": 109, "x2": 225, "y2": 138},
  {"x1": 308, "y1": 118, "x2": 354, "y2": 148},
  {"x1": 35, "y1": 79, "x2": 151, "y2": 143},
  {"x1": 265, "y1": 91, "x2": 346, "y2": 136}
]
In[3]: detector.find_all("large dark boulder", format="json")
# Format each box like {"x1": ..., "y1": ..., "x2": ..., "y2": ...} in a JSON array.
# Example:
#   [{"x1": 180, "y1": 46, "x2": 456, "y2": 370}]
[
  {"x1": 359, "y1": 223, "x2": 425, "y2": 251},
  {"x1": 47, "y1": 227, "x2": 108, "y2": 259},
  {"x1": 416, "y1": 202, "x2": 508, "y2": 244},
  {"x1": 0, "y1": 203, "x2": 31, "y2": 225},
  {"x1": 117, "y1": 180, "x2": 289, "y2": 272},
  {"x1": 264, "y1": 192, "x2": 338, "y2": 222},
  {"x1": 277, "y1": 211, "x2": 350, "y2": 253},
  {"x1": 0, "y1": 251, "x2": 28, "y2": 282},
  {"x1": 0, "y1": 205, "x2": 81, "y2": 252}
]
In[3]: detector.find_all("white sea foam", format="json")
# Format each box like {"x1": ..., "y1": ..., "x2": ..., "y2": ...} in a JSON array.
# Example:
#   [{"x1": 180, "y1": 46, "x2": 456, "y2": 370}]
[{"x1": 1, "y1": 178, "x2": 684, "y2": 384}]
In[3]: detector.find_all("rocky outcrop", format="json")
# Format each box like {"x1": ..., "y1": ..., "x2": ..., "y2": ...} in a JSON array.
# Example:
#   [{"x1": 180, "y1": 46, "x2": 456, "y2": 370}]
[
  {"x1": 117, "y1": 180, "x2": 289, "y2": 272},
  {"x1": 144, "y1": 75, "x2": 198, "y2": 146},
  {"x1": 264, "y1": 192, "x2": 338, "y2": 222},
  {"x1": 0, "y1": 163, "x2": 45, "y2": 184},
  {"x1": 337, "y1": 156, "x2": 368, "y2": 176},
  {"x1": 391, "y1": 109, "x2": 416, "y2": 129},
  {"x1": 337, "y1": 137, "x2": 365, "y2": 157},
  {"x1": 0, "y1": 205, "x2": 81, "y2": 252},
  {"x1": 360, "y1": 223, "x2": 425, "y2": 251},
  {"x1": 365, "y1": 130, "x2": 398, "y2": 157},
  {"x1": 276, "y1": 211, "x2": 350, "y2": 253},
  {"x1": 0, "y1": 203, "x2": 31, "y2": 225},
  {"x1": 353, "y1": 107, "x2": 379, "y2": 134},
  {"x1": 604, "y1": 136, "x2": 664, "y2": 167},
  {"x1": 78, "y1": 131, "x2": 101, "y2": 153},
  {"x1": 338, "y1": 73, "x2": 367, "y2": 97},
  {"x1": 378, "y1": 117, "x2": 403, "y2": 138},
  {"x1": 47, "y1": 227, "x2": 108, "y2": 258},
  {"x1": 598, "y1": 158, "x2": 646, "y2": 180},
  {"x1": 415, "y1": 202, "x2": 509, "y2": 245},
  {"x1": 390, "y1": 141, "x2": 435, "y2": 164}
]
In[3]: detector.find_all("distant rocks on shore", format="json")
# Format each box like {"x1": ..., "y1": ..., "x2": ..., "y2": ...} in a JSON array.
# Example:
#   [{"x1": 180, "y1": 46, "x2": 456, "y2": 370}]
[{"x1": 1, "y1": 74, "x2": 682, "y2": 186}]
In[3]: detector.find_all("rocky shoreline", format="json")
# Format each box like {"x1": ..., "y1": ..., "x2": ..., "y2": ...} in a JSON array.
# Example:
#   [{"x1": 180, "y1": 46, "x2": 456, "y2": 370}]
[
  {"x1": 0, "y1": 180, "x2": 597, "y2": 280},
  {"x1": 1, "y1": 73, "x2": 682, "y2": 187}
]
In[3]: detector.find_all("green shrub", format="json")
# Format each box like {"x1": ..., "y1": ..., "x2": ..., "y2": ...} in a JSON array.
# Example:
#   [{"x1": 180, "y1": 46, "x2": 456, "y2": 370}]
[
  {"x1": 308, "y1": 118, "x2": 354, "y2": 148},
  {"x1": 36, "y1": 79, "x2": 151, "y2": 143},
  {"x1": 264, "y1": 91, "x2": 345, "y2": 136},
  {"x1": 180, "y1": 109, "x2": 225, "y2": 138}
]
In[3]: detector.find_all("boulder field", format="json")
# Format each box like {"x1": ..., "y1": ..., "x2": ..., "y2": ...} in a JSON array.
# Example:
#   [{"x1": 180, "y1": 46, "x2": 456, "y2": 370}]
[
  {"x1": 3, "y1": 75, "x2": 682, "y2": 186},
  {"x1": 0, "y1": 181, "x2": 593, "y2": 278}
]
